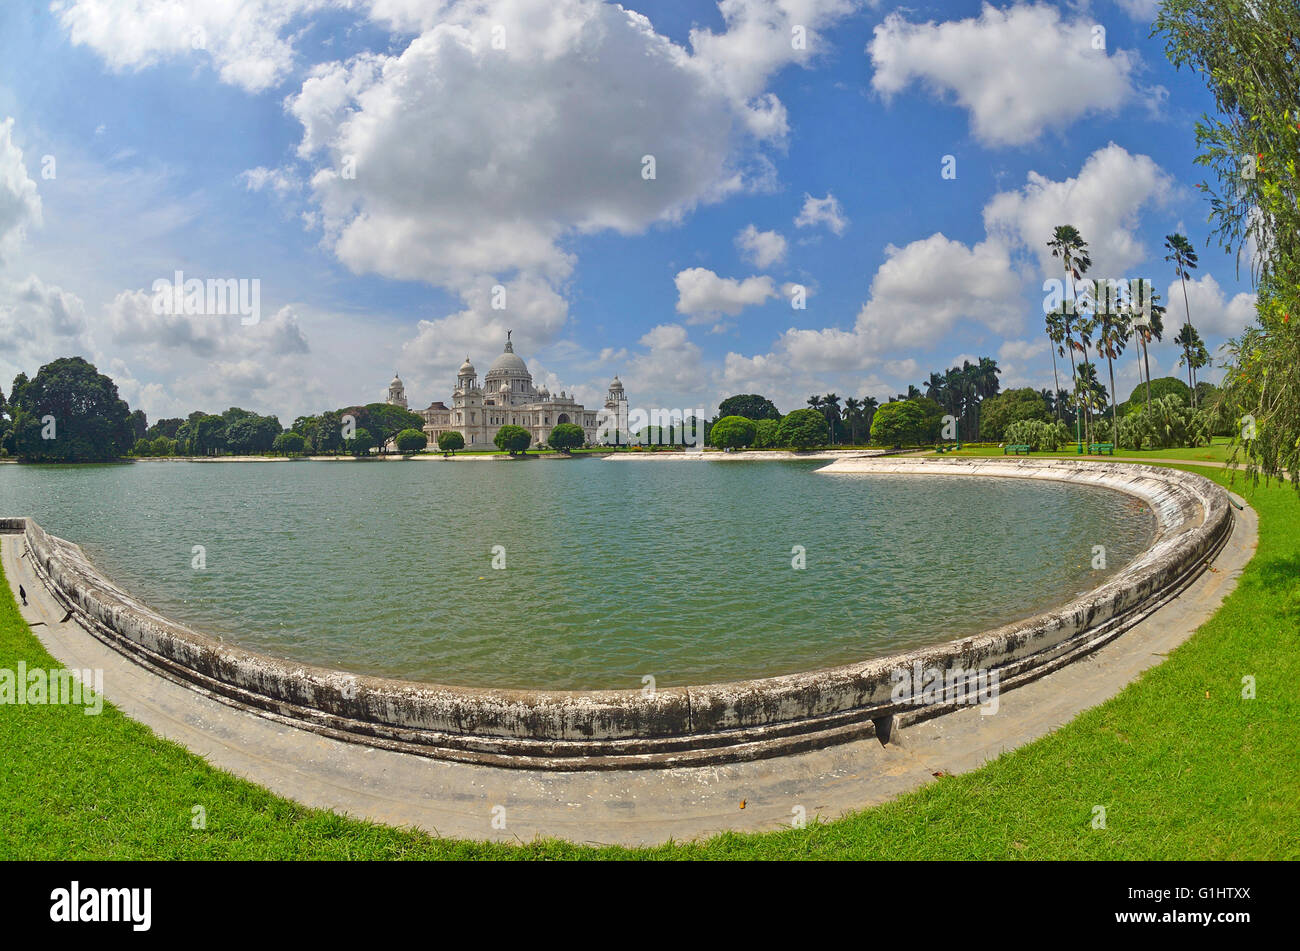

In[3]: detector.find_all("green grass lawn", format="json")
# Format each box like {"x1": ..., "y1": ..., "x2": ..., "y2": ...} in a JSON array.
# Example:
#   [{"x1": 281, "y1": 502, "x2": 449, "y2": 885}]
[
  {"x1": 927, "y1": 436, "x2": 1236, "y2": 464},
  {"x1": 2, "y1": 463, "x2": 1296, "y2": 859}
]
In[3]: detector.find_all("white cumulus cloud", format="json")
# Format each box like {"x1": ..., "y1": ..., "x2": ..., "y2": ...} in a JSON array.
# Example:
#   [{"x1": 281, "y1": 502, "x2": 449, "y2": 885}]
[
  {"x1": 674, "y1": 267, "x2": 777, "y2": 320},
  {"x1": 869, "y1": 3, "x2": 1146, "y2": 147}
]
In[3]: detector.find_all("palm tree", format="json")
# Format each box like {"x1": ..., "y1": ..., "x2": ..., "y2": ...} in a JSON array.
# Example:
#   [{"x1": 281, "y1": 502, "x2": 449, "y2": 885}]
[
  {"x1": 1076, "y1": 361, "x2": 1109, "y2": 426},
  {"x1": 821, "y1": 393, "x2": 842, "y2": 444},
  {"x1": 1129, "y1": 279, "x2": 1166, "y2": 417},
  {"x1": 1175, "y1": 325, "x2": 1209, "y2": 400},
  {"x1": 843, "y1": 397, "x2": 862, "y2": 444},
  {"x1": 1048, "y1": 224, "x2": 1092, "y2": 443},
  {"x1": 924, "y1": 371, "x2": 946, "y2": 404},
  {"x1": 975, "y1": 356, "x2": 1001, "y2": 398},
  {"x1": 953, "y1": 362, "x2": 978, "y2": 440},
  {"x1": 1039, "y1": 388, "x2": 1056, "y2": 419},
  {"x1": 1056, "y1": 388, "x2": 1074, "y2": 425},
  {"x1": 1164, "y1": 232, "x2": 1200, "y2": 407},
  {"x1": 1044, "y1": 310, "x2": 1066, "y2": 419},
  {"x1": 1095, "y1": 294, "x2": 1132, "y2": 446},
  {"x1": 861, "y1": 395, "x2": 879, "y2": 437},
  {"x1": 1078, "y1": 310, "x2": 1101, "y2": 446}
]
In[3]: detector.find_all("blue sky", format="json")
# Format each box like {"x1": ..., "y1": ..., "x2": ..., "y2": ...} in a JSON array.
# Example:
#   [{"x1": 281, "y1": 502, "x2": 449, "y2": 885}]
[{"x1": 0, "y1": 0, "x2": 1258, "y2": 423}]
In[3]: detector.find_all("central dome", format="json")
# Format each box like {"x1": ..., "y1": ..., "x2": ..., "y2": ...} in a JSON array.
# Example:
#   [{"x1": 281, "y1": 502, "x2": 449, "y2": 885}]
[
  {"x1": 488, "y1": 349, "x2": 529, "y2": 375},
  {"x1": 485, "y1": 335, "x2": 531, "y2": 380}
]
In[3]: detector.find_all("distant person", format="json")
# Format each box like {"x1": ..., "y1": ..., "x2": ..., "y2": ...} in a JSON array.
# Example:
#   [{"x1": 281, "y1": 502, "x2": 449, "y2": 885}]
[{"x1": 18, "y1": 585, "x2": 27, "y2": 606}]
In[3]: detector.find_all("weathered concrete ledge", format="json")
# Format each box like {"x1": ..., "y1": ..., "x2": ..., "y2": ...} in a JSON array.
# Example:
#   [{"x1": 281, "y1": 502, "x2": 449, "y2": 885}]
[{"x1": 2, "y1": 458, "x2": 1232, "y2": 770}]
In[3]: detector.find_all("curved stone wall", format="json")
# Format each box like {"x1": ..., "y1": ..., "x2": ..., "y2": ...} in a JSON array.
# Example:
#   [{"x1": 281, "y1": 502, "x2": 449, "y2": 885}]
[{"x1": 9, "y1": 458, "x2": 1233, "y2": 770}]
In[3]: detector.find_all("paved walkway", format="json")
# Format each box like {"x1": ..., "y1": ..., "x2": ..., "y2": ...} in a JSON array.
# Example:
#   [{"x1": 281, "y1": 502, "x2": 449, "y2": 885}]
[{"x1": 1, "y1": 496, "x2": 1256, "y2": 846}]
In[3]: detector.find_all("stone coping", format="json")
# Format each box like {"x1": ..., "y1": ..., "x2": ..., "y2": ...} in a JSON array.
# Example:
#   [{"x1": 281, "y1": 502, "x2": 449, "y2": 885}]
[{"x1": 1, "y1": 458, "x2": 1232, "y2": 770}]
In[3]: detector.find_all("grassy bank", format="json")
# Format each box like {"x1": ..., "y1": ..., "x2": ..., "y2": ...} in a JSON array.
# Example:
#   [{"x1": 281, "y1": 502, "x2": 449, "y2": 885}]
[
  {"x1": 1, "y1": 463, "x2": 1295, "y2": 859},
  {"x1": 924, "y1": 436, "x2": 1236, "y2": 464}
]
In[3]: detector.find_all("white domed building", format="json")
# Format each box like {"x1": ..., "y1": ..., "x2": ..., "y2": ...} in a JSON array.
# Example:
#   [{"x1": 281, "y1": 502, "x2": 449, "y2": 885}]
[{"x1": 416, "y1": 333, "x2": 626, "y2": 449}]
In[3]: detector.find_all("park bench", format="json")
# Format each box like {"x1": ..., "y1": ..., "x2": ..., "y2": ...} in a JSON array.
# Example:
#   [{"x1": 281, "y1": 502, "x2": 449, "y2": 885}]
[
  {"x1": 1089, "y1": 442, "x2": 1115, "y2": 456},
  {"x1": 1004, "y1": 444, "x2": 1031, "y2": 455}
]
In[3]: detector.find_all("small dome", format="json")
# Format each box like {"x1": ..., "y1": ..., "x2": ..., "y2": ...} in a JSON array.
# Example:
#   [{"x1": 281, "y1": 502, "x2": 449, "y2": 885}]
[{"x1": 458, "y1": 356, "x2": 475, "y2": 375}]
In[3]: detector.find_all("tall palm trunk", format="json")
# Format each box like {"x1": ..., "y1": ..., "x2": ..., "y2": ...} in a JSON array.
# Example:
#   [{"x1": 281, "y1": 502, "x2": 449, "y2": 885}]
[
  {"x1": 1062, "y1": 272, "x2": 1081, "y2": 446},
  {"x1": 1179, "y1": 272, "x2": 1195, "y2": 408},
  {"x1": 1081, "y1": 339, "x2": 1094, "y2": 447},
  {"x1": 1142, "y1": 336, "x2": 1152, "y2": 415},
  {"x1": 1049, "y1": 346, "x2": 1061, "y2": 420},
  {"x1": 1106, "y1": 352, "x2": 1118, "y2": 449}
]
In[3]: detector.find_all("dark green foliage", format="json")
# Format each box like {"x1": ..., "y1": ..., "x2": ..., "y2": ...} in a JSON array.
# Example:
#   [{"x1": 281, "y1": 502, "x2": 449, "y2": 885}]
[
  {"x1": 547, "y1": 422, "x2": 584, "y2": 452},
  {"x1": 494, "y1": 424, "x2": 531, "y2": 454},
  {"x1": 717, "y1": 394, "x2": 781, "y2": 421},
  {"x1": 709, "y1": 415, "x2": 757, "y2": 449},
  {"x1": 978, "y1": 388, "x2": 1050, "y2": 442},
  {"x1": 394, "y1": 428, "x2": 428, "y2": 453},
  {"x1": 8, "y1": 357, "x2": 134, "y2": 462},
  {"x1": 272, "y1": 431, "x2": 308, "y2": 455},
  {"x1": 776, "y1": 408, "x2": 829, "y2": 449},
  {"x1": 869, "y1": 400, "x2": 928, "y2": 447}
]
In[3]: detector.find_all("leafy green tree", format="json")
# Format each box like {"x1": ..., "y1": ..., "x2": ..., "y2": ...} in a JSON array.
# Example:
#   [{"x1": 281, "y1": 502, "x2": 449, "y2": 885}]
[
  {"x1": 224, "y1": 413, "x2": 281, "y2": 454},
  {"x1": 347, "y1": 427, "x2": 375, "y2": 456},
  {"x1": 348, "y1": 403, "x2": 425, "y2": 453},
  {"x1": 752, "y1": 417, "x2": 780, "y2": 449},
  {"x1": 1157, "y1": 0, "x2": 1300, "y2": 490},
  {"x1": 8, "y1": 357, "x2": 134, "y2": 462},
  {"x1": 548, "y1": 422, "x2": 584, "y2": 453},
  {"x1": 710, "y1": 415, "x2": 757, "y2": 449},
  {"x1": 394, "y1": 428, "x2": 428, "y2": 453},
  {"x1": 776, "y1": 408, "x2": 829, "y2": 449},
  {"x1": 494, "y1": 424, "x2": 532, "y2": 455},
  {"x1": 978, "y1": 388, "x2": 1050, "y2": 441},
  {"x1": 128, "y1": 409, "x2": 148, "y2": 442},
  {"x1": 146, "y1": 417, "x2": 183, "y2": 440},
  {"x1": 190, "y1": 415, "x2": 228, "y2": 455},
  {"x1": 717, "y1": 394, "x2": 781, "y2": 421},
  {"x1": 273, "y1": 431, "x2": 307, "y2": 455},
  {"x1": 870, "y1": 400, "x2": 927, "y2": 447},
  {"x1": 314, "y1": 410, "x2": 345, "y2": 454},
  {"x1": 438, "y1": 431, "x2": 465, "y2": 455},
  {"x1": 131, "y1": 438, "x2": 152, "y2": 456},
  {"x1": 150, "y1": 436, "x2": 176, "y2": 456},
  {"x1": 1128, "y1": 376, "x2": 1191, "y2": 409}
]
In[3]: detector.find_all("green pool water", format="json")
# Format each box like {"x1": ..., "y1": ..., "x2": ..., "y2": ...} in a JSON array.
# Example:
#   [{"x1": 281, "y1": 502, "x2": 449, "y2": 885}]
[{"x1": 0, "y1": 458, "x2": 1156, "y2": 689}]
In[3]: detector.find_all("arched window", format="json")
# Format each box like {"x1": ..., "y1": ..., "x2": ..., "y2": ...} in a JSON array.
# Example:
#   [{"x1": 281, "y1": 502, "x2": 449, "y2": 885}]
[{"x1": 557, "y1": 413, "x2": 570, "y2": 424}]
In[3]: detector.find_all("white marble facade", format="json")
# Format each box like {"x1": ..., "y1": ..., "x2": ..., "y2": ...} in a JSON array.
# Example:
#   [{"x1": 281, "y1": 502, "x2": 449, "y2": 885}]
[{"x1": 404, "y1": 334, "x2": 627, "y2": 449}]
